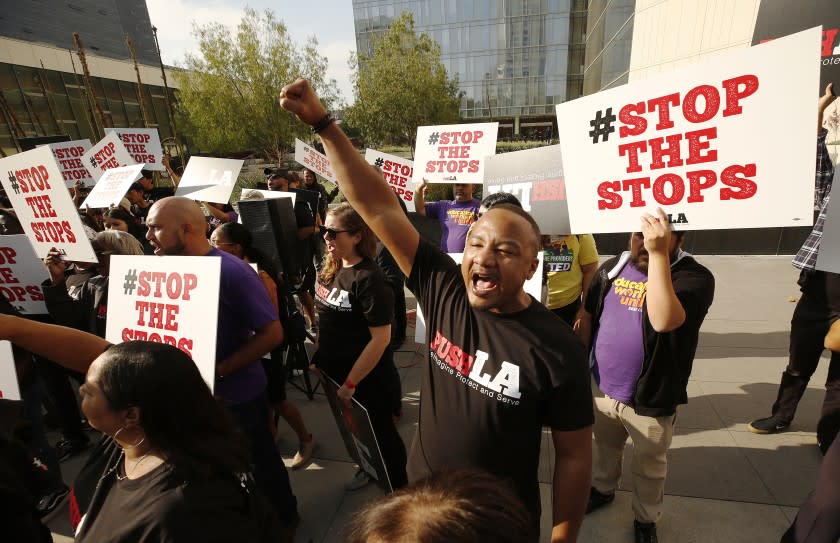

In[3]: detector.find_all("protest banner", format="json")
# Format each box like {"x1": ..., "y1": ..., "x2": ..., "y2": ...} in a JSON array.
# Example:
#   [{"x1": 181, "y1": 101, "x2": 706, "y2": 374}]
[
  {"x1": 294, "y1": 139, "x2": 337, "y2": 184},
  {"x1": 0, "y1": 341, "x2": 21, "y2": 401},
  {"x1": 752, "y1": 0, "x2": 840, "y2": 94},
  {"x1": 82, "y1": 132, "x2": 137, "y2": 182},
  {"x1": 412, "y1": 122, "x2": 499, "y2": 185},
  {"x1": 415, "y1": 252, "x2": 543, "y2": 343},
  {"x1": 80, "y1": 164, "x2": 144, "y2": 209},
  {"x1": 816, "y1": 170, "x2": 840, "y2": 274},
  {"x1": 483, "y1": 145, "x2": 568, "y2": 234},
  {"x1": 0, "y1": 235, "x2": 49, "y2": 315},
  {"x1": 239, "y1": 188, "x2": 296, "y2": 205},
  {"x1": 104, "y1": 128, "x2": 164, "y2": 171},
  {"x1": 555, "y1": 28, "x2": 820, "y2": 234},
  {"x1": 45, "y1": 139, "x2": 95, "y2": 187},
  {"x1": 364, "y1": 149, "x2": 416, "y2": 211},
  {"x1": 175, "y1": 156, "x2": 243, "y2": 204},
  {"x1": 0, "y1": 146, "x2": 97, "y2": 262},
  {"x1": 321, "y1": 371, "x2": 392, "y2": 492},
  {"x1": 106, "y1": 255, "x2": 221, "y2": 391}
]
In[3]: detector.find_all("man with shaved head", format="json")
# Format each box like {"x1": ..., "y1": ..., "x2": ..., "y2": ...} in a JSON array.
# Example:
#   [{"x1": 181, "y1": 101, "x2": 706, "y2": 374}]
[
  {"x1": 280, "y1": 80, "x2": 593, "y2": 543},
  {"x1": 145, "y1": 197, "x2": 298, "y2": 537}
]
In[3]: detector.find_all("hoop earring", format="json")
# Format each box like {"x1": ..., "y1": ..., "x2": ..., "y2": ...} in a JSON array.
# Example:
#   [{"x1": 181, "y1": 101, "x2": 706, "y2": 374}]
[{"x1": 113, "y1": 426, "x2": 146, "y2": 450}]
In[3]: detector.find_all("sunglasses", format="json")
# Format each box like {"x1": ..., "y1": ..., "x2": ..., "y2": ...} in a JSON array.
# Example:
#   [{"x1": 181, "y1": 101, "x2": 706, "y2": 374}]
[{"x1": 319, "y1": 225, "x2": 353, "y2": 240}]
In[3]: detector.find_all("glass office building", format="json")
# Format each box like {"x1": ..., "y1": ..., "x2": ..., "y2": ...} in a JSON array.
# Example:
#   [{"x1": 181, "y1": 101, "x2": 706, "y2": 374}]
[
  {"x1": 582, "y1": 0, "x2": 635, "y2": 94},
  {"x1": 352, "y1": 0, "x2": 587, "y2": 138}
]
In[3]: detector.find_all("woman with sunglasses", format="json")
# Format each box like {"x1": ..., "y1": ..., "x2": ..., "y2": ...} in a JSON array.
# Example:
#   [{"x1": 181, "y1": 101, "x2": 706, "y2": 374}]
[{"x1": 313, "y1": 203, "x2": 407, "y2": 490}]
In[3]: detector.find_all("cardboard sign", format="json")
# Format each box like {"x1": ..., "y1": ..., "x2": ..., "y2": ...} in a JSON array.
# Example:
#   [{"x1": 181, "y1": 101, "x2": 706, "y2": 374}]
[
  {"x1": 175, "y1": 156, "x2": 243, "y2": 204},
  {"x1": 816, "y1": 170, "x2": 840, "y2": 274},
  {"x1": 365, "y1": 149, "x2": 416, "y2": 211},
  {"x1": 555, "y1": 28, "x2": 820, "y2": 234},
  {"x1": 412, "y1": 122, "x2": 499, "y2": 184},
  {"x1": 415, "y1": 252, "x2": 543, "y2": 343},
  {"x1": 752, "y1": 0, "x2": 840, "y2": 94},
  {"x1": 0, "y1": 146, "x2": 97, "y2": 262},
  {"x1": 0, "y1": 341, "x2": 21, "y2": 401},
  {"x1": 104, "y1": 128, "x2": 164, "y2": 171},
  {"x1": 321, "y1": 372, "x2": 393, "y2": 492},
  {"x1": 0, "y1": 235, "x2": 49, "y2": 315},
  {"x1": 106, "y1": 255, "x2": 221, "y2": 392},
  {"x1": 483, "y1": 145, "x2": 569, "y2": 234},
  {"x1": 45, "y1": 139, "x2": 95, "y2": 187},
  {"x1": 80, "y1": 164, "x2": 144, "y2": 209},
  {"x1": 239, "y1": 189, "x2": 296, "y2": 205},
  {"x1": 294, "y1": 139, "x2": 337, "y2": 184},
  {"x1": 82, "y1": 132, "x2": 137, "y2": 182}
]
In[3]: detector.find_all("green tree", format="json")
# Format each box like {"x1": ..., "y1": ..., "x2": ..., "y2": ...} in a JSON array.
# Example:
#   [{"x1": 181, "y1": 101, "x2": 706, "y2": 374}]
[
  {"x1": 174, "y1": 8, "x2": 340, "y2": 160},
  {"x1": 346, "y1": 12, "x2": 461, "y2": 151}
]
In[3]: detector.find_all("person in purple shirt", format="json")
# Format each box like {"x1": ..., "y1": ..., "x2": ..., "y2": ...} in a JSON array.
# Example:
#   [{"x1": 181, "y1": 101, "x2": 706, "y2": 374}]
[
  {"x1": 144, "y1": 196, "x2": 298, "y2": 540},
  {"x1": 415, "y1": 180, "x2": 480, "y2": 252}
]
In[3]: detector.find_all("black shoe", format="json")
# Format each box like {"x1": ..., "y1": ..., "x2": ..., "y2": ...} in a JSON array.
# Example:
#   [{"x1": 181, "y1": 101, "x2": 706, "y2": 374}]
[
  {"x1": 56, "y1": 435, "x2": 90, "y2": 462},
  {"x1": 586, "y1": 486, "x2": 615, "y2": 514},
  {"x1": 748, "y1": 415, "x2": 790, "y2": 434},
  {"x1": 37, "y1": 485, "x2": 69, "y2": 519},
  {"x1": 634, "y1": 521, "x2": 657, "y2": 543}
]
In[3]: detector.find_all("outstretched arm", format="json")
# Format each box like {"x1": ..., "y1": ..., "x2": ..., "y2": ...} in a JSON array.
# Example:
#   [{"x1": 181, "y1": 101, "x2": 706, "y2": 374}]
[
  {"x1": 551, "y1": 426, "x2": 592, "y2": 542},
  {"x1": 279, "y1": 79, "x2": 419, "y2": 277}
]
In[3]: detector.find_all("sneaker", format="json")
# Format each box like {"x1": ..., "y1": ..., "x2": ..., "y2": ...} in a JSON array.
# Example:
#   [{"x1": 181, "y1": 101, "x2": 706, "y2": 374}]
[
  {"x1": 345, "y1": 469, "x2": 371, "y2": 491},
  {"x1": 37, "y1": 485, "x2": 69, "y2": 520},
  {"x1": 634, "y1": 520, "x2": 658, "y2": 543},
  {"x1": 585, "y1": 486, "x2": 615, "y2": 514},
  {"x1": 56, "y1": 435, "x2": 90, "y2": 462},
  {"x1": 290, "y1": 436, "x2": 316, "y2": 470},
  {"x1": 749, "y1": 415, "x2": 790, "y2": 434}
]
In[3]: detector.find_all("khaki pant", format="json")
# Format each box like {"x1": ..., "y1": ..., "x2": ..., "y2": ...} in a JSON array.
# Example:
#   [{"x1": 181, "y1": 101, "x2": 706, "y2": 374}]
[{"x1": 591, "y1": 380, "x2": 676, "y2": 524}]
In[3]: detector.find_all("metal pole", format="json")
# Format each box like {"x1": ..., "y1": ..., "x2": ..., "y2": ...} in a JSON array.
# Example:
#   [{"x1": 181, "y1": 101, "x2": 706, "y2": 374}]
[
  {"x1": 73, "y1": 33, "x2": 108, "y2": 135},
  {"x1": 125, "y1": 34, "x2": 150, "y2": 128},
  {"x1": 151, "y1": 26, "x2": 177, "y2": 140}
]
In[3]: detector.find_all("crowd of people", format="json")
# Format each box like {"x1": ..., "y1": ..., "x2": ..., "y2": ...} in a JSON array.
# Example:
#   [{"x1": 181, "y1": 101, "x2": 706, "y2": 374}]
[{"x1": 0, "y1": 79, "x2": 837, "y2": 543}]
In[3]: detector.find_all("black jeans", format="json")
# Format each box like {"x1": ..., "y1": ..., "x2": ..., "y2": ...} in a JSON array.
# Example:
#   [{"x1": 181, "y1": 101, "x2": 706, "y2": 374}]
[{"x1": 781, "y1": 436, "x2": 840, "y2": 542}]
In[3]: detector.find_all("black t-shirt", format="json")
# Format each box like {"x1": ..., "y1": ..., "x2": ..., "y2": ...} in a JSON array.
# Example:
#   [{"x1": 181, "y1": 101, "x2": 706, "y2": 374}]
[
  {"x1": 406, "y1": 239, "x2": 594, "y2": 517},
  {"x1": 292, "y1": 200, "x2": 315, "y2": 273},
  {"x1": 72, "y1": 437, "x2": 267, "y2": 543},
  {"x1": 313, "y1": 258, "x2": 393, "y2": 386}
]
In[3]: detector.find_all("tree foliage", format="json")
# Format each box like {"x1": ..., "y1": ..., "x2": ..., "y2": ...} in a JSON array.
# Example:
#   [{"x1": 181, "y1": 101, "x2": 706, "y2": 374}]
[
  {"x1": 345, "y1": 12, "x2": 461, "y2": 150},
  {"x1": 174, "y1": 8, "x2": 340, "y2": 160}
]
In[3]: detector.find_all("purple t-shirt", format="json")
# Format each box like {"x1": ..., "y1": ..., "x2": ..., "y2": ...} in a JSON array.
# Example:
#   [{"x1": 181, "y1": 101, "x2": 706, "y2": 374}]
[
  {"x1": 425, "y1": 199, "x2": 480, "y2": 252},
  {"x1": 593, "y1": 261, "x2": 647, "y2": 404},
  {"x1": 208, "y1": 247, "x2": 276, "y2": 405}
]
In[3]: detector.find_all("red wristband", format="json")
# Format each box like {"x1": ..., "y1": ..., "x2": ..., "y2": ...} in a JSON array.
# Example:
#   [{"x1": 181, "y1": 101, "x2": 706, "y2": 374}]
[{"x1": 344, "y1": 378, "x2": 357, "y2": 389}]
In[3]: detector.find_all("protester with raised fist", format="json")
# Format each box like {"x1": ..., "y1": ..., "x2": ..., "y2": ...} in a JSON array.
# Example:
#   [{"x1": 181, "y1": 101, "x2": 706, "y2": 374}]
[{"x1": 415, "y1": 179, "x2": 480, "y2": 252}]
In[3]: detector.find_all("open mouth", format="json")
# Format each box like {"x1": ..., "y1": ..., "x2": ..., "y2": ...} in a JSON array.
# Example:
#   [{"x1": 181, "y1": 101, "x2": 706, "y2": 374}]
[{"x1": 471, "y1": 272, "x2": 499, "y2": 296}]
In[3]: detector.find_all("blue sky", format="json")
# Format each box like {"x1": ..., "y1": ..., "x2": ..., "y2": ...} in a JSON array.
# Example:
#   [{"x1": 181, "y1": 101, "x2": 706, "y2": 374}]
[{"x1": 146, "y1": 0, "x2": 357, "y2": 103}]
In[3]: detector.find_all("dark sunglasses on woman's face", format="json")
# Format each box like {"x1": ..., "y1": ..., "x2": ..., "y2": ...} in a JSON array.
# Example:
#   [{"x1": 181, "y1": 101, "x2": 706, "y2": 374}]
[{"x1": 319, "y1": 225, "x2": 353, "y2": 240}]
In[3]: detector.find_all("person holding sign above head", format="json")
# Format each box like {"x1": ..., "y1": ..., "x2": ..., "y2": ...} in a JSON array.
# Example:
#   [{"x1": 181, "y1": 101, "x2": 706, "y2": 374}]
[
  {"x1": 0, "y1": 315, "x2": 284, "y2": 543},
  {"x1": 143, "y1": 196, "x2": 298, "y2": 536},
  {"x1": 415, "y1": 179, "x2": 480, "y2": 252},
  {"x1": 280, "y1": 79, "x2": 593, "y2": 543},
  {"x1": 312, "y1": 203, "x2": 407, "y2": 491}
]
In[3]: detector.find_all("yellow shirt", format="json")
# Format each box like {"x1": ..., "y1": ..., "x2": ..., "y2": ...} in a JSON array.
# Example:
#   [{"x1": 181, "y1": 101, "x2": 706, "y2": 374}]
[{"x1": 544, "y1": 234, "x2": 599, "y2": 310}]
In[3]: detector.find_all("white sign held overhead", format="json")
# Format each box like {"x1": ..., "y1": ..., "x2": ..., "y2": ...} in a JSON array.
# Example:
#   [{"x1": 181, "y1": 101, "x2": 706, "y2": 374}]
[
  {"x1": 294, "y1": 139, "x2": 337, "y2": 184},
  {"x1": 0, "y1": 235, "x2": 50, "y2": 315},
  {"x1": 104, "y1": 128, "x2": 164, "y2": 171},
  {"x1": 412, "y1": 122, "x2": 499, "y2": 185},
  {"x1": 554, "y1": 28, "x2": 821, "y2": 234},
  {"x1": 82, "y1": 132, "x2": 137, "y2": 182},
  {"x1": 364, "y1": 149, "x2": 416, "y2": 211},
  {"x1": 45, "y1": 139, "x2": 95, "y2": 187},
  {"x1": 80, "y1": 164, "x2": 145, "y2": 209},
  {"x1": 175, "y1": 157, "x2": 244, "y2": 204}
]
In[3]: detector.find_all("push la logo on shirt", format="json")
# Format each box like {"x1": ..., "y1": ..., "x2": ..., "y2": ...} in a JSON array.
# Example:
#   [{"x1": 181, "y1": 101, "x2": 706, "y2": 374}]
[
  {"x1": 315, "y1": 283, "x2": 351, "y2": 310},
  {"x1": 429, "y1": 330, "x2": 521, "y2": 405}
]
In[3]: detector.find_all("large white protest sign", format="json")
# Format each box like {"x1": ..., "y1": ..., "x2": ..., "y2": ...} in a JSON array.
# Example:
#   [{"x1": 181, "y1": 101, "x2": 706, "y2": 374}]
[
  {"x1": 0, "y1": 146, "x2": 97, "y2": 262},
  {"x1": 555, "y1": 28, "x2": 820, "y2": 234},
  {"x1": 82, "y1": 132, "x2": 137, "y2": 182},
  {"x1": 364, "y1": 149, "x2": 416, "y2": 211},
  {"x1": 294, "y1": 139, "x2": 337, "y2": 184},
  {"x1": 175, "y1": 156, "x2": 243, "y2": 204},
  {"x1": 45, "y1": 139, "x2": 95, "y2": 187},
  {"x1": 484, "y1": 145, "x2": 569, "y2": 234},
  {"x1": 415, "y1": 252, "x2": 543, "y2": 343},
  {"x1": 80, "y1": 164, "x2": 144, "y2": 209},
  {"x1": 106, "y1": 255, "x2": 221, "y2": 392},
  {"x1": 104, "y1": 128, "x2": 164, "y2": 171},
  {"x1": 816, "y1": 170, "x2": 840, "y2": 274},
  {"x1": 0, "y1": 341, "x2": 21, "y2": 401},
  {"x1": 0, "y1": 235, "x2": 49, "y2": 315},
  {"x1": 412, "y1": 122, "x2": 498, "y2": 185},
  {"x1": 239, "y1": 188, "x2": 296, "y2": 205}
]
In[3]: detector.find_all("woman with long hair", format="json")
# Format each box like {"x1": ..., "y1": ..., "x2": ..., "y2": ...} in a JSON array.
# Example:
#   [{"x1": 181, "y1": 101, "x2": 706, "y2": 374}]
[
  {"x1": 313, "y1": 203, "x2": 407, "y2": 490},
  {"x1": 0, "y1": 315, "x2": 280, "y2": 542}
]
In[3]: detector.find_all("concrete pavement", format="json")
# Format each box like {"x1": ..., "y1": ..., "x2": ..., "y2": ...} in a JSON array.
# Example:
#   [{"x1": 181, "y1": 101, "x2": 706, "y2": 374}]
[{"x1": 48, "y1": 255, "x2": 830, "y2": 542}]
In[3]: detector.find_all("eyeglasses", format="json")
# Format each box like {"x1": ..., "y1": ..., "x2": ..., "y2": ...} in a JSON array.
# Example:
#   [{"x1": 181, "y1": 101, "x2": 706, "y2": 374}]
[
  {"x1": 319, "y1": 225, "x2": 353, "y2": 240},
  {"x1": 210, "y1": 239, "x2": 235, "y2": 247}
]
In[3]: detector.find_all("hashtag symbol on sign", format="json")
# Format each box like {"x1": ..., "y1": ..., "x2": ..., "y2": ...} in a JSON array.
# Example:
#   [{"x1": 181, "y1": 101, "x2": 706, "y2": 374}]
[
  {"x1": 588, "y1": 108, "x2": 616, "y2": 144},
  {"x1": 89, "y1": 156, "x2": 98, "y2": 168},
  {"x1": 374, "y1": 157, "x2": 384, "y2": 168},
  {"x1": 427, "y1": 132, "x2": 439, "y2": 145},
  {"x1": 123, "y1": 269, "x2": 138, "y2": 295},
  {"x1": 7, "y1": 171, "x2": 19, "y2": 194}
]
